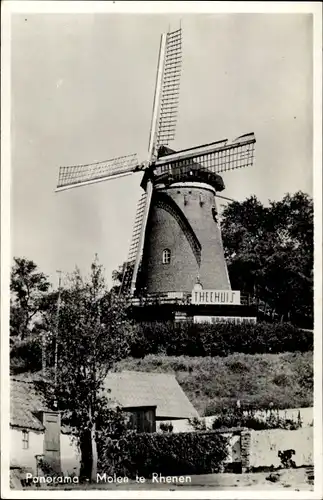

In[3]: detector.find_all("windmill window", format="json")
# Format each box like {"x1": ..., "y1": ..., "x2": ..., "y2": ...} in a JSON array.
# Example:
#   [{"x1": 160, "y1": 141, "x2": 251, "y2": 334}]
[
  {"x1": 22, "y1": 430, "x2": 29, "y2": 449},
  {"x1": 162, "y1": 249, "x2": 171, "y2": 265}
]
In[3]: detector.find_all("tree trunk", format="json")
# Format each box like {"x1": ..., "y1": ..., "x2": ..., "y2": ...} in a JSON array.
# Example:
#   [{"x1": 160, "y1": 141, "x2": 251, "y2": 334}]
[
  {"x1": 91, "y1": 420, "x2": 98, "y2": 481},
  {"x1": 87, "y1": 404, "x2": 98, "y2": 482},
  {"x1": 80, "y1": 430, "x2": 92, "y2": 481}
]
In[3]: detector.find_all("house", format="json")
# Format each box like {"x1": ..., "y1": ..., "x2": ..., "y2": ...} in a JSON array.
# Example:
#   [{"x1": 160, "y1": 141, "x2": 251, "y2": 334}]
[
  {"x1": 103, "y1": 370, "x2": 199, "y2": 432},
  {"x1": 10, "y1": 378, "x2": 80, "y2": 478},
  {"x1": 10, "y1": 370, "x2": 199, "y2": 482}
]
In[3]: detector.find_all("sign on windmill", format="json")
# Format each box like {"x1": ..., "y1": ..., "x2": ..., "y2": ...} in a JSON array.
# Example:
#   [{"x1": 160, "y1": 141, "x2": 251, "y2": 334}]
[{"x1": 55, "y1": 26, "x2": 256, "y2": 323}]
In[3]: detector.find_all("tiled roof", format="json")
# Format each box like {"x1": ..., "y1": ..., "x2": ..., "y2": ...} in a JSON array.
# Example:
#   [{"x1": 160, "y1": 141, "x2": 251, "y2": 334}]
[
  {"x1": 103, "y1": 371, "x2": 199, "y2": 419},
  {"x1": 11, "y1": 370, "x2": 199, "y2": 432},
  {"x1": 10, "y1": 379, "x2": 47, "y2": 431},
  {"x1": 10, "y1": 378, "x2": 72, "y2": 434}
]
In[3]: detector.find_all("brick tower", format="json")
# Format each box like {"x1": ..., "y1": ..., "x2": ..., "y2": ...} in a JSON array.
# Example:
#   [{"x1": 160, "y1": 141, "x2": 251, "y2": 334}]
[
  {"x1": 130, "y1": 146, "x2": 257, "y2": 323},
  {"x1": 139, "y1": 151, "x2": 231, "y2": 295}
]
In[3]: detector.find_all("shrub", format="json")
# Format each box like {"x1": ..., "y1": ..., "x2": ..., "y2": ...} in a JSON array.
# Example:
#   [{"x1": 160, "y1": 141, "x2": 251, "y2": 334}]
[
  {"x1": 272, "y1": 373, "x2": 289, "y2": 386},
  {"x1": 98, "y1": 430, "x2": 228, "y2": 479},
  {"x1": 159, "y1": 422, "x2": 174, "y2": 433},
  {"x1": 130, "y1": 322, "x2": 312, "y2": 358},
  {"x1": 210, "y1": 407, "x2": 302, "y2": 431},
  {"x1": 10, "y1": 336, "x2": 43, "y2": 373},
  {"x1": 37, "y1": 457, "x2": 57, "y2": 476}
]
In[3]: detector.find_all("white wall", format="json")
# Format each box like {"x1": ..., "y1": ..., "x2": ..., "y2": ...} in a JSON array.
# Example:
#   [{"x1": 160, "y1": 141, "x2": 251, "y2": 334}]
[
  {"x1": 10, "y1": 427, "x2": 44, "y2": 474},
  {"x1": 157, "y1": 419, "x2": 194, "y2": 433},
  {"x1": 11, "y1": 428, "x2": 81, "y2": 476},
  {"x1": 60, "y1": 433, "x2": 81, "y2": 476},
  {"x1": 249, "y1": 427, "x2": 313, "y2": 468}
]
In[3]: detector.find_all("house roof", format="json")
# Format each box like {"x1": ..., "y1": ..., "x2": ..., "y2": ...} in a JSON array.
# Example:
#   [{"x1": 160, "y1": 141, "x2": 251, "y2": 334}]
[
  {"x1": 103, "y1": 371, "x2": 199, "y2": 419},
  {"x1": 10, "y1": 379, "x2": 47, "y2": 431},
  {"x1": 11, "y1": 370, "x2": 199, "y2": 432},
  {"x1": 10, "y1": 378, "x2": 72, "y2": 434}
]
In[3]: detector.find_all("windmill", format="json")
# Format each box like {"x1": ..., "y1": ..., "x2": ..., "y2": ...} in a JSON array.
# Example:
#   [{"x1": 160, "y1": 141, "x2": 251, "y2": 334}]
[{"x1": 56, "y1": 26, "x2": 256, "y2": 322}]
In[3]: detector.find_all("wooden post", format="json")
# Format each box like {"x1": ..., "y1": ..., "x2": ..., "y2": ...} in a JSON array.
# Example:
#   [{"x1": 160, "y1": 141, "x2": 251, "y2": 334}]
[{"x1": 42, "y1": 330, "x2": 47, "y2": 378}]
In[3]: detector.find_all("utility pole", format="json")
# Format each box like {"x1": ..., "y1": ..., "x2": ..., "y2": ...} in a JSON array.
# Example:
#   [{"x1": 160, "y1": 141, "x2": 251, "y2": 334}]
[
  {"x1": 42, "y1": 330, "x2": 47, "y2": 379},
  {"x1": 54, "y1": 270, "x2": 62, "y2": 409}
]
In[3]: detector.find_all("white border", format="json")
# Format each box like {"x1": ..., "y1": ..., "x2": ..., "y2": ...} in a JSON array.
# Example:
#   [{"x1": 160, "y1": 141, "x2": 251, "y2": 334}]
[{"x1": 1, "y1": 2, "x2": 322, "y2": 499}]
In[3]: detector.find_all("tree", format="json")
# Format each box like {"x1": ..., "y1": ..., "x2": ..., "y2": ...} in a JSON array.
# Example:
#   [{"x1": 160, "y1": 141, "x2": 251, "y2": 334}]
[
  {"x1": 36, "y1": 257, "x2": 135, "y2": 481},
  {"x1": 10, "y1": 257, "x2": 51, "y2": 339},
  {"x1": 111, "y1": 262, "x2": 126, "y2": 295},
  {"x1": 221, "y1": 191, "x2": 313, "y2": 323}
]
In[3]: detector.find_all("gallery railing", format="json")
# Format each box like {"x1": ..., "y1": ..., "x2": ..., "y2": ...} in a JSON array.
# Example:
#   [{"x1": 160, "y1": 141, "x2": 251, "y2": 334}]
[{"x1": 129, "y1": 292, "x2": 280, "y2": 317}]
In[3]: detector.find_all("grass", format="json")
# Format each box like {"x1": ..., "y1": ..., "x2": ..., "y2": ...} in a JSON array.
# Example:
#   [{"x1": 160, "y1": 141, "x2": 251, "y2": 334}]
[{"x1": 115, "y1": 351, "x2": 313, "y2": 415}]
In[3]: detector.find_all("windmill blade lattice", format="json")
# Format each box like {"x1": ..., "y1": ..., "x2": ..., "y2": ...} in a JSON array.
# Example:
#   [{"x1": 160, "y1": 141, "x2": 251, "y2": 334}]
[
  {"x1": 56, "y1": 153, "x2": 141, "y2": 191},
  {"x1": 120, "y1": 192, "x2": 149, "y2": 295},
  {"x1": 121, "y1": 27, "x2": 183, "y2": 296},
  {"x1": 155, "y1": 133, "x2": 256, "y2": 177},
  {"x1": 156, "y1": 28, "x2": 182, "y2": 147},
  {"x1": 128, "y1": 193, "x2": 149, "y2": 263}
]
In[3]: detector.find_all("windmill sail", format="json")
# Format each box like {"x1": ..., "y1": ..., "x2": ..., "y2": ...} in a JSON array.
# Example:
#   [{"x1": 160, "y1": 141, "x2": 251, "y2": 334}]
[
  {"x1": 156, "y1": 28, "x2": 182, "y2": 148},
  {"x1": 154, "y1": 133, "x2": 256, "y2": 177},
  {"x1": 120, "y1": 184, "x2": 153, "y2": 296},
  {"x1": 56, "y1": 153, "x2": 142, "y2": 192},
  {"x1": 120, "y1": 192, "x2": 147, "y2": 295},
  {"x1": 123, "y1": 27, "x2": 183, "y2": 296}
]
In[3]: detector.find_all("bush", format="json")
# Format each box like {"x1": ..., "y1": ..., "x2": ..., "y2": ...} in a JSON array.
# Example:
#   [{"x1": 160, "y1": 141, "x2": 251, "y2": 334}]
[
  {"x1": 10, "y1": 336, "x2": 43, "y2": 373},
  {"x1": 130, "y1": 322, "x2": 312, "y2": 358},
  {"x1": 98, "y1": 430, "x2": 228, "y2": 479},
  {"x1": 210, "y1": 407, "x2": 302, "y2": 431}
]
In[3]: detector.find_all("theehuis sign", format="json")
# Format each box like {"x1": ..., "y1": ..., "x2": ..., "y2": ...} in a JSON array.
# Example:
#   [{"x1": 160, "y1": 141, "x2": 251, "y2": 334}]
[{"x1": 191, "y1": 286, "x2": 241, "y2": 306}]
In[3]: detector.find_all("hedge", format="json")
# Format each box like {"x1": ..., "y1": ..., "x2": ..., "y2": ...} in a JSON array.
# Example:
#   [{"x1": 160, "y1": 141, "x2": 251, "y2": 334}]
[
  {"x1": 130, "y1": 322, "x2": 312, "y2": 358},
  {"x1": 98, "y1": 430, "x2": 228, "y2": 479},
  {"x1": 210, "y1": 409, "x2": 302, "y2": 431}
]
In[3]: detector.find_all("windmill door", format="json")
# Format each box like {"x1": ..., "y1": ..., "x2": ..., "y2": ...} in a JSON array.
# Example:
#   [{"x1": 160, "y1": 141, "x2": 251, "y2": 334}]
[{"x1": 43, "y1": 411, "x2": 61, "y2": 473}]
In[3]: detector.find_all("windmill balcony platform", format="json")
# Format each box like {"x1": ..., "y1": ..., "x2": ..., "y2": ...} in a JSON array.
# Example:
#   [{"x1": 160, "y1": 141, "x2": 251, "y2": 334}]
[
  {"x1": 130, "y1": 291, "x2": 257, "y2": 306},
  {"x1": 128, "y1": 292, "x2": 258, "y2": 323}
]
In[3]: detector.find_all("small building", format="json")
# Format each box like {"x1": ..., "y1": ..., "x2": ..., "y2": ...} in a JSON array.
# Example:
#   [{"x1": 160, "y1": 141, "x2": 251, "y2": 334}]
[
  {"x1": 10, "y1": 378, "x2": 80, "y2": 479},
  {"x1": 103, "y1": 370, "x2": 199, "y2": 432}
]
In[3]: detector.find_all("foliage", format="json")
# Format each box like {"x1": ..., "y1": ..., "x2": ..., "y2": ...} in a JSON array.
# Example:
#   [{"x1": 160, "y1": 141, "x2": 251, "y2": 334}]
[
  {"x1": 159, "y1": 422, "x2": 174, "y2": 433},
  {"x1": 116, "y1": 351, "x2": 313, "y2": 415},
  {"x1": 35, "y1": 257, "x2": 136, "y2": 481},
  {"x1": 10, "y1": 335, "x2": 43, "y2": 373},
  {"x1": 210, "y1": 407, "x2": 302, "y2": 431},
  {"x1": 98, "y1": 431, "x2": 228, "y2": 478},
  {"x1": 278, "y1": 450, "x2": 296, "y2": 469},
  {"x1": 129, "y1": 321, "x2": 312, "y2": 358},
  {"x1": 189, "y1": 417, "x2": 207, "y2": 431},
  {"x1": 10, "y1": 257, "x2": 51, "y2": 338},
  {"x1": 37, "y1": 457, "x2": 58, "y2": 477},
  {"x1": 110, "y1": 262, "x2": 126, "y2": 296},
  {"x1": 95, "y1": 406, "x2": 131, "y2": 456},
  {"x1": 220, "y1": 192, "x2": 313, "y2": 322}
]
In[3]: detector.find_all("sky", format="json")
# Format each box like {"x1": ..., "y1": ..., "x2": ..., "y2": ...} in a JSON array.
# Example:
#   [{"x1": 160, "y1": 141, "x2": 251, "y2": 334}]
[{"x1": 10, "y1": 12, "x2": 313, "y2": 289}]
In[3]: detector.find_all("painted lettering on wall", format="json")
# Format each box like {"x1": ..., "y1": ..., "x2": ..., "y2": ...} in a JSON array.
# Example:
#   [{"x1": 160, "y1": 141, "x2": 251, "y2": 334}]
[{"x1": 193, "y1": 316, "x2": 257, "y2": 325}]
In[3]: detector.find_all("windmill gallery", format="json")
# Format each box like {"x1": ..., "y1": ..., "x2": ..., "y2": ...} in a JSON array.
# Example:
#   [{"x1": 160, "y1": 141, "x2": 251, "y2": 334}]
[{"x1": 56, "y1": 27, "x2": 257, "y2": 325}]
